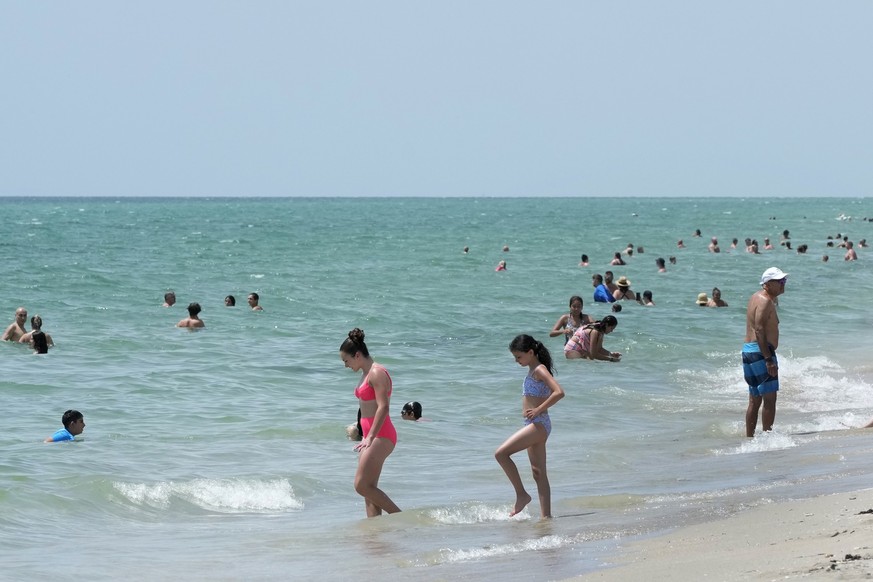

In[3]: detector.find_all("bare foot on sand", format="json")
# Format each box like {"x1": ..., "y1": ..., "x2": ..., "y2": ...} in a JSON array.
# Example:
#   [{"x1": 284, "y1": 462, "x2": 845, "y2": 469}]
[{"x1": 510, "y1": 492, "x2": 532, "y2": 516}]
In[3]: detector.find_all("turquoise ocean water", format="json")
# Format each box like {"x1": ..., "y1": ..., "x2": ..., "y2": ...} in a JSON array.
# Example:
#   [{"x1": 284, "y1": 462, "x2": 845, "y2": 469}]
[{"x1": 1, "y1": 197, "x2": 872, "y2": 581}]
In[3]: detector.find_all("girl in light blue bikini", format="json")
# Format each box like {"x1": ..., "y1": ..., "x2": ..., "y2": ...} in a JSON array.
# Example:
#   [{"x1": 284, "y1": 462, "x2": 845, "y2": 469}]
[{"x1": 495, "y1": 335, "x2": 565, "y2": 518}]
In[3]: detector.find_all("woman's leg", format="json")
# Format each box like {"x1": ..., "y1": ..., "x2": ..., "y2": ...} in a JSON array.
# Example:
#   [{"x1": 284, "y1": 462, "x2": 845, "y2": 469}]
[
  {"x1": 527, "y1": 440, "x2": 550, "y2": 517},
  {"x1": 495, "y1": 423, "x2": 547, "y2": 516},
  {"x1": 355, "y1": 438, "x2": 401, "y2": 517}
]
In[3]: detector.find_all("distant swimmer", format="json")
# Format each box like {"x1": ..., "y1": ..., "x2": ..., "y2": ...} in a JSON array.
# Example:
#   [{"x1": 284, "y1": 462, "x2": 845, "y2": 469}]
[
  {"x1": 400, "y1": 401, "x2": 423, "y2": 421},
  {"x1": 162, "y1": 291, "x2": 176, "y2": 307},
  {"x1": 707, "y1": 288, "x2": 728, "y2": 307},
  {"x1": 610, "y1": 252, "x2": 626, "y2": 266},
  {"x1": 743, "y1": 267, "x2": 787, "y2": 437},
  {"x1": 549, "y1": 296, "x2": 592, "y2": 343},
  {"x1": 463, "y1": 246, "x2": 469, "y2": 254},
  {"x1": 19, "y1": 315, "x2": 53, "y2": 353},
  {"x1": 247, "y1": 292, "x2": 264, "y2": 311},
  {"x1": 640, "y1": 290, "x2": 655, "y2": 306},
  {"x1": 2, "y1": 307, "x2": 28, "y2": 342},
  {"x1": 496, "y1": 335, "x2": 564, "y2": 518},
  {"x1": 224, "y1": 295, "x2": 236, "y2": 307},
  {"x1": 708, "y1": 237, "x2": 720, "y2": 253},
  {"x1": 495, "y1": 260, "x2": 507, "y2": 272},
  {"x1": 578, "y1": 254, "x2": 589, "y2": 267},
  {"x1": 564, "y1": 316, "x2": 621, "y2": 361},
  {"x1": 177, "y1": 303, "x2": 205, "y2": 328},
  {"x1": 677, "y1": 240, "x2": 685, "y2": 248},
  {"x1": 696, "y1": 292, "x2": 709, "y2": 306},
  {"x1": 612, "y1": 276, "x2": 636, "y2": 301},
  {"x1": 844, "y1": 241, "x2": 858, "y2": 261},
  {"x1": 45, "y1": 410, "x2": 85, "y2": 443},
  {"x1": 655, "y1": 257, "x2": 666, "y2": 272},
  {"x1": 592, "y1": 274, "x2": 615, "y2": 303}
]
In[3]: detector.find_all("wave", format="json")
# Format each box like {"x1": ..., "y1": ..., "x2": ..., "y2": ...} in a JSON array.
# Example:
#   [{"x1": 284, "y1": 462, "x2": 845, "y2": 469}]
[{"x1": 112, "y1": 477, "x2": 303, "y2": 513}]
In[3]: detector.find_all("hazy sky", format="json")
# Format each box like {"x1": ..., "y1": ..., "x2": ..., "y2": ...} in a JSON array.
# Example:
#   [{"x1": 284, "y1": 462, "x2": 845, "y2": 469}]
[{"x1": 2, "y1": 2, "x2": 871, "y2": 197}]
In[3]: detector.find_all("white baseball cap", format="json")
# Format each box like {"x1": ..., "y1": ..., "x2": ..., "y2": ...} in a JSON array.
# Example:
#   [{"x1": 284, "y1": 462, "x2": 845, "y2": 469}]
[{"x1": 760, "y1": 267, "x2": 789, "y2": 285}]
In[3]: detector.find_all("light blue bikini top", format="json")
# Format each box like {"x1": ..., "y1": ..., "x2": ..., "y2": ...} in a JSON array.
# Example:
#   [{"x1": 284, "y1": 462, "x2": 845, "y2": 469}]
[{"x1": 522, "y1": 374, "x2": 550, "y2": 399}]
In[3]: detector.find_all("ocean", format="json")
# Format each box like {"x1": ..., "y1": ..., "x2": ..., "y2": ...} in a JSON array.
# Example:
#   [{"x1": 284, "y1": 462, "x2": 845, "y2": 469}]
[{"x1": 1, "y1": 196, "x2": 872, "y2": 581}]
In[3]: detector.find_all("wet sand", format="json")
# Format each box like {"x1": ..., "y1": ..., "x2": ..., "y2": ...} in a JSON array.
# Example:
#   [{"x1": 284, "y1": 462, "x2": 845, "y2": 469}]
[{"x1": 571, "y1": 489, "x2": 873, "y2": 581}]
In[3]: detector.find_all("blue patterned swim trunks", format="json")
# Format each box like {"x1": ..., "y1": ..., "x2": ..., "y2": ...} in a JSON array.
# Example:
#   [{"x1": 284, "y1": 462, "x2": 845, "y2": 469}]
[{"x1": 742, "y1": 342, "x2": 778, "y2": 396}]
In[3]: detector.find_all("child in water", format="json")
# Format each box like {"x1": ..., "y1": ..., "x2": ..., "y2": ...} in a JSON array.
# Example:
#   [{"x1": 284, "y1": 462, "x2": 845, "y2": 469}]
[
  {"x1": 45, "y1": 410, "x2": 85, "y2": 442},
  {"x1": 495, "y1": 335, "x2": 564, "y2": 518},
  {"x1": 400, "y1": 401, "x2": 423, "y2": 421}
]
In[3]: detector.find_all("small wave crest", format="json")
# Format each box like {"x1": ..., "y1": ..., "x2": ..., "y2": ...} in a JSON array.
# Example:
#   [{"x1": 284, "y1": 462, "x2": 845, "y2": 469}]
[
  {"x1": 714, "y1": 431, "x2": 799, "y2": 455},
  {"x1": 426, "y1": 502, "x2": 522, "y2": 525},
  {"x1": 112, "y1": 477, "x2": 303, "y2": 513},
  {"x1": 430, "y1": 534, "x2": 576, "y2": 565}
]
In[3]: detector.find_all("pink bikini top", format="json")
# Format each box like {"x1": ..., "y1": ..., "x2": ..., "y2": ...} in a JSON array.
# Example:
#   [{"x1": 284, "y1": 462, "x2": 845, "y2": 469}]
[{"x1": 354, "y1": 366, "x2": 393, "y2": 401}]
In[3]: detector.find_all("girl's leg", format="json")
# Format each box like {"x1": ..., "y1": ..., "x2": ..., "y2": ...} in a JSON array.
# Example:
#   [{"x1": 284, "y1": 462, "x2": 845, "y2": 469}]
[
  {"x1": 527, "y1": 440, "x2": 551, "y2": 518},
  {"x1": 355, "y1": 438, "x2": 401, "y2": 517},
  {"x1": 494, "y1": 423, "x2": 547, "y2": 516}
]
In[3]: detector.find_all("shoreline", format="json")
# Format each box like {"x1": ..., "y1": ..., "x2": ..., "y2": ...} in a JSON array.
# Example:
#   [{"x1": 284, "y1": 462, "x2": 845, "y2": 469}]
[{"x1": 569, "y1": 488, "x2": 873, "y2": 581}]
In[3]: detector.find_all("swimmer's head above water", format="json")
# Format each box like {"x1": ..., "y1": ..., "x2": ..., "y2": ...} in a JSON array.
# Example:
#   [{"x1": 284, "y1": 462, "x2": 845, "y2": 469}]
[{"x1": 401, "y1": 401, "x2": 422, "y2": 420}]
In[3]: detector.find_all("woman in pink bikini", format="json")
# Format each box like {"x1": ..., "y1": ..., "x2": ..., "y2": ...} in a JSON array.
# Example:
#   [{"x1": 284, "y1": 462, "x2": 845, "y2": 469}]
[{"x1": 340, "y1": 328, "x2": 401, "y2": 517}]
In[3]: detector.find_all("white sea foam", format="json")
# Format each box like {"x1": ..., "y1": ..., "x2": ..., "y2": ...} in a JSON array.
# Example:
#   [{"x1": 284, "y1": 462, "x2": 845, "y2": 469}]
[
  {"x1": 427, "y1": 503, "x2": 522, "y2": 524},
  {"x1": 112, "y1": 478, "x2": 303, "y2": 512},
  {"x1": 435, "y1": 534, "x2": 576, "y2": 564}
]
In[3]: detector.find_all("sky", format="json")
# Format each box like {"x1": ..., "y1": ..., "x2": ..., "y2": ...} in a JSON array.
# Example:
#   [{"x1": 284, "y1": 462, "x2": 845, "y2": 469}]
[{"x1": 2, "y1": 1, "x2": 872, "y2": 198}]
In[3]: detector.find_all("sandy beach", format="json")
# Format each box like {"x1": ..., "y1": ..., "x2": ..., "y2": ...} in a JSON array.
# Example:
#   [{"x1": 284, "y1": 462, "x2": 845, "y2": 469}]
[{"x1": 572, "y1": 489, "x2": 873, "y2": 581}]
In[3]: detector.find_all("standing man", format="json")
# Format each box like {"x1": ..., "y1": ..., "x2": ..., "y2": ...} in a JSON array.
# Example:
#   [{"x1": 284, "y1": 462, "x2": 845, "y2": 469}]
[
  {"x1": 247, "y1": 293, "x2": 264, "y2": 311},
  {"x1": 743, "y1": 267, "x2": 787, "y2": 437},
  {"x1": 2, "y1": 307, "x2": 28, "y2": 342}
]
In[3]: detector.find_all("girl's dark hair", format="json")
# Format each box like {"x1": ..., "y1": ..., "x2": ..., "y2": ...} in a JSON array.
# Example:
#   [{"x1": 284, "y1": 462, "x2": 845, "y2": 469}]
[
  {"x1": 569, "y1": 295, "x2": 583, "y2": 308},
  {"x1": 32, "y1": 330, "x2": 48, "y2": 354},
  {"x1": 590, "y1": 315, "x2": 619, "y2": 332},
  {"x1": 508, "y1": 334, "x2": 555, "y2": 376},
  {"x1": 62, "y1": 409, "x2": 83, "y2": 429},
  {"x1": 340, "y1": 328, "x2": 369, "y2": 357},
  {"x1": 402, "y1": 401, "x2": 423, "y2": 419}
]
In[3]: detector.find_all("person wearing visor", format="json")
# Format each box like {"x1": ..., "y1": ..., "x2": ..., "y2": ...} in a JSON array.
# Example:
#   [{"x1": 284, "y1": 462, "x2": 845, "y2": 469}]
[{"x1": 743, "y1": 267, "x2": 788, "y2": 437}]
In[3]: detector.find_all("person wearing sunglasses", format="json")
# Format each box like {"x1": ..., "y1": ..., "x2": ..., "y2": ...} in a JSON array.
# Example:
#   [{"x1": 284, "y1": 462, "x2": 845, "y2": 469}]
[{"x1": 743, "y1": 267, "x2": 788, "y2": 437}]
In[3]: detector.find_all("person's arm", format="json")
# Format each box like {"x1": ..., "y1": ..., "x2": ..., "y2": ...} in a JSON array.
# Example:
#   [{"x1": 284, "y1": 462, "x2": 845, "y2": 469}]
[
  {"x1": 549, "y1": 315, "x2": 570, "y2": 338},
  {"x1": 18, "y1": 332, "x2": 31, "y2": 344},
  {"x1": 46, "y1": 334, "x2": 54, "y2": 347},
  {"x1": 1, "y1": 324, "x2": 13, "y2": 341}
]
